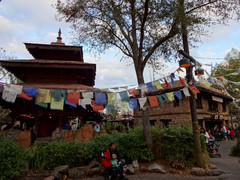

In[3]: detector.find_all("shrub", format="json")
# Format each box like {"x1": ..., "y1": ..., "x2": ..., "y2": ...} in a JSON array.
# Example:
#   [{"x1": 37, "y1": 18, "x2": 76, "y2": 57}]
[
  {"x1": 0, "y1": 137, "x2": 30, "y2": 180},
  {"x1": 231, "y1": 141, "x2": 240, "y2": 156}
]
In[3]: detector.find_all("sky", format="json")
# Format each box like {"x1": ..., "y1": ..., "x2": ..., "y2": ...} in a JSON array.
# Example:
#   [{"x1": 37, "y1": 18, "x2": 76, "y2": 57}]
[{"x1": 0, "y1": 0, "x2": 240, "y2": 89}]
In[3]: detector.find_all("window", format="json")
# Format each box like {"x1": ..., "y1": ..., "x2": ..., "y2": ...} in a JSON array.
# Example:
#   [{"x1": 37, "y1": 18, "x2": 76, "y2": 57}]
[
  {"x1": 160, "y1": 119, "x2": 172, "y2": 128},
  {"x1": 196, "y1": 94, "x2": 203, "y2": 109},
  {"x1": 208, "y1": 98, "x2": 218, "y2": 112},
  {"x1": 150, "y1": 120, "x2": 157, "y2": 126},
  {"x1": 222, "y1": 101, "x2": 226, "y2": 112},
  {"x1": 174, "y1": 98, "x2": 179, "y2": 107}
]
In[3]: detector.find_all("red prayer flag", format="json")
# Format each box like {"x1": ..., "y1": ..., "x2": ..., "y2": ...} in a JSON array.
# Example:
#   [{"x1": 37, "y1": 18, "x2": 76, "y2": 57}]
[
  {"x1": 128, "y1": 88, "x2": 136, "y2": 97},
  {"x1": 164, "y1": 78, "x2": 170, "y2": 88},
  {"x1": 92, "y1": 100, "x2": 104, "y2": 112},
  {"x1": 18, "y1": 90, "x2": 33, "y2": 101},
  {"x1": 148, "y1": 96, "x2": 159, "y2": 107},
  {"x1": 179, "y1": 77, "x2": 185, "y2": 86},
  {"x1": 67, "y1": 91, "x2": 80, "y2": 104},
  {"x1": 189, "y1": 85, "x2": 200, "y2": 94}
]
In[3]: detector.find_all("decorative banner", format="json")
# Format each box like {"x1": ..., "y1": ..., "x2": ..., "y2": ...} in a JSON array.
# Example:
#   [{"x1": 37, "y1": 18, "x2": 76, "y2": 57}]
[
  {"x1": 152, "y1": 80, "x2": 163, "y2": 90},
  {"x1": 65, "y1": 100, "x2": 77, "y2": 108},
  {"x1": 67, "y1": 91, "x2": 80, "y2": 104},
  {"x1": 128, "y1": 98, "x2": 138, "y2": 109},
  {"x1": 35, "y1": 99, "x2": 48, "y2": 108},
  {"x1": 174, "y1": 90, "x2": 182, "y2": 100},
  {"x1": 50, "y1": 97, "x2": 64, "y2": 110},
  {"x1": 164, "y1": 78, "x2": 170, "y2": 88},
  {"x1": 158, "y1": 94, "x2": 169, "y2": 103},
  {"x1": 166, "y1": 92, "x2": 175, "y2": 102},
  {"x1": 189, "y1": 85, "x2": 200, "y2": 94},
  {"x1": 201, "y1": 80, "x2": 212, "y2": 89},
  {"x1": 118, "y1": 91, "x2": 130, "y2": 102},
  {"x1": 23, "y1": 87, "x2": 37, "y2": 97},
  {"x1": 53, "y1": 90, "x2": 66, "y2": 102},
  {"x1": 107, "y1": 92, "x2": 117, "y2": 105},
  {"x1": 183, "y1": 87, "x2": 191, "y2": 97},
  {"x1": 138, "y1": 97, "x2": 147, "y2": 109},
  {"x1": 170, "y1": 73, "x2": 175, "y2": 85},
  {"x1": 37, "y1": 89, "x2": 51, "y2": 103},
  {"x1": 79, "y1": 98, "x2": 92, "y2": 109},
  {"x1": 95, "y1": 92, "x2": 107, "y2": 105},
  {"x1": 128, "y1": 88, "x2": 137, "y2": 97},
  {"x1": 2, "y1": 88, "x2": 18, "y2": 103},
  {"x1": 207, "y1": 78, "x2": 214, "y2": 84},
  {"x1": 145, "y1": 82, "x2": 155, "y2": 91},
  {"x1": 19, "y1": 90, "x2": 33, "y2": 101},
  {"x1": 4, "y1": 84, "x2": 22, "y2": 94},
  {"x1": 179, "y1": 77, "x2": 185, "y2": 86},
  {"x1": 157, "y1": 95, "x2": 165, "y2": 104},
  {"x1": 92, "y1": 100, "x2": 104, "y2": 112},
  {"x1": 148, "y1": 96, "x2": 159, "y2": 107}
]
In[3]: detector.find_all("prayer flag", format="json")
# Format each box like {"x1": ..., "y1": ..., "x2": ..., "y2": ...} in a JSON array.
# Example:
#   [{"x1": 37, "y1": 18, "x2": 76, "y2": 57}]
[
  {"x1": 118, "y1": 91, "x2": 130, "y2": 102},
  {"x1": 201, "y1": 80, "x2": 212, "y2": 89},
  {"x1": 37, "y1": 89, "x2": 51, "y2": 103},
  {"x1": 189, "y1": 85, "x2": 200, "y2": 94},
  {"x1": 148, "y1": 96, "x2": 159, "y2": 107},
  {"x1": 4, "y1": 84, "x2": 22, "y2": 94},
  {"x1": 128, "y1": 98, "x2": 138, "y2": 109},
  {"x1": 92, "y1": 100, "x2": 104, "y2": 112},
  {"x1": 170, "y1": 73, "x2": 175, "y2": 85},
  {"x1": 152, "y1": 80, "x2": 163, "y2": 90},
  {"x1": 138, "y1": 97, "x2": 147, "y2": 109},
  {"x1": 145, "y1": 82, "x2": 155, "y2": 91},
  {"x1": 179, "y1": 77, "x2": 185, "y2": 86},
  {"x1": 174, "y1": 90, "x2": 182, "y2": 100},
  {"x1": 2, "y1": 89, "x2": 17, "y2": 103},
  {"x1": 128, "y1": 88, "x2": 137, "y2": 97},
  {"x1": 164, "y1": 78, "x2": 170, "y2": 88},
  {"x1": 207, "y1": 78, "x2": 214, "y2": 84},
  {"x1": 158, "y1": 94, "x2": 169, "y2": 103},
  {"x1": 0, "y1": 84, "x2": 3, "y2": 92},
  {"x1": 19, "y1": 90, "x2": 33, "y2": 101},
  {"x1": 107, "y1": 92, "x2": 117, "y2": 105},
  {"x1": 65, "y1": 100, "x2": 77, "y2": 108},
  {"x1": 53, "y1": 89, "x2": 66, "y2": 102},
  {"x1": 24, "y1": 86, "x2": 37, "y2": 97},
  {"x1": 79, "y1": 98, "x2": 92, "y2": 109},
  {"x1": 157, "y1": 95, "x2": 165, "y2": 104},
  {"x1": 67, "y1": 91, "x2": 80, "y2": 104},
  {"x1": 50, "y1": 97, "x2": 64, "y2": 110},
  {"x1": 166, "y1": 92, "x2": 175, "y2": 102},
  {"x1": 95, "y1": 92, "x2": 107, "y2": 105}
]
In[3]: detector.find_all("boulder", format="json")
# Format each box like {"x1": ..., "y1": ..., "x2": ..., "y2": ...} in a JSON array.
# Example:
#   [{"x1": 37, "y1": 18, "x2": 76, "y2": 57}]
[
  {"x1": 68, "y1": 167, "x2": 85, "y2": 179},
  {"x1": 126, "y1": 164, "x2": 135, "y2": 174},
  {"x1": 132, "y1": 160, "x2": 139, "y2": 173},
  {"x1": 44, "y1": 176, "x2": 55, "y2": 180},
  {"x1": 139, "y1": 165, "x2": 148, "y2": 172},
  {"x1": 148, "y1": 163, "x2": 166, "y2": 174},
  {"x1": 190, "y1": 167, "x2": 205, "y2": 176},
  {"x1": 51, "y1": 165, "x2": 69, "y2": 180},
  {"x1": 212, "y1": 169, "x2": 224, "y2": 176},
  {"x1": 208, "y1": 163, "x2": 217, "y2": 169}
]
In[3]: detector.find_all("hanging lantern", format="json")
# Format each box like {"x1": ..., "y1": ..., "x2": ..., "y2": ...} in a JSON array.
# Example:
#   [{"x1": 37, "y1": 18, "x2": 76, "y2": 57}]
[
  {"x1": 179, "y1": 58, "x2": 191, "y2": 68},
  {"x1": 195, "y1": 68, "x2": 204, "y2": 76}
]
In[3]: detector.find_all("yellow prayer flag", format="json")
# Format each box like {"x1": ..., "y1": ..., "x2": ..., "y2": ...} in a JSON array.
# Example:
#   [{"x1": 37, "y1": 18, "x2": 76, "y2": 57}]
[
  {"x1": 107, "y1": 93, "x2": 117, "y2": 105},
  {"x1": 50, "y1": 97, "x2": 64, "y2": 110},
  {"x1": 37, "y1": 89, "x2": 51, "y2": 103},
  {"x1": 201, "y1": 80, "x2": 212, "y2": 89},
  {"x1": 166, "y1": 92, "x2": 175, "y2": 102},
  {"x1": 153, "y1": 80, "x2": 163, "y2": 90}
]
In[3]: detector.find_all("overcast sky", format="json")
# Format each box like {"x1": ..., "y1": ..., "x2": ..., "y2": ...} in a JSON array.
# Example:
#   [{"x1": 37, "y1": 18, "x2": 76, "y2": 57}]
[{"x1": 0, "y1": 0, "x2": 240, "y2": 88}]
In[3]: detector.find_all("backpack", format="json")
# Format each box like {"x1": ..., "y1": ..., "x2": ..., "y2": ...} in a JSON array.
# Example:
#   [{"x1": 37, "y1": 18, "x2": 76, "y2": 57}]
[{"x1": 101, "y1": 148, "x2": 111, "y2": 167}]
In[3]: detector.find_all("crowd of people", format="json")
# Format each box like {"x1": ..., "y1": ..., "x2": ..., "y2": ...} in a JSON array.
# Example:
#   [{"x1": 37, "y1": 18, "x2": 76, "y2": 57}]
[{"x1": 200, "y1": 123, "x2": 240, "y2": 143}]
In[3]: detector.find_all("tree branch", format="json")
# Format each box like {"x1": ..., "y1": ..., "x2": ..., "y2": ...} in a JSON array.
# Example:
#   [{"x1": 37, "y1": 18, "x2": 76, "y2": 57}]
[{"x1": 185, "y1": 0, "x2": 218, "y2": 14}]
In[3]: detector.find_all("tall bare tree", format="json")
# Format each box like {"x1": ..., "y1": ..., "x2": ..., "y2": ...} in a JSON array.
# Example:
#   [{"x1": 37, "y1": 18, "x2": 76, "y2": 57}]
[{"x1": 56, "y1": 0, "x2": 240, "y2": 148}]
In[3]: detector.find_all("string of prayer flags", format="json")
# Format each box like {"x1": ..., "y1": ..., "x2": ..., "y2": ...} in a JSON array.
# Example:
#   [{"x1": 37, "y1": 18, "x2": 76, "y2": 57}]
[
  {"x1": 50, "y1": 97, "x2": 64, "y2": 110},
  {"x1": 152, "y1": 80, "x2": 163, "y2": 90},
  {"x1": 189, "y1": 85, "x2": 200, "y2": 94},
  {"x1": 166, "y1": 92, "x2": 175, "y2": 102},
  {"x1": 19, "y1": 90, "x2": 33, "y2": 101},
  {"x1": 36, "y1": 89, "x2": 51, "y2": 103},
  {"x1": 53, "y1": 90, "x2": 66, "y2": 102},
  {"x1": 24, "y1": 87, "x2": 37, "y2": 97},
  {"x1": 174, "y1": 90, "x2": 182, "y2": 100},
  {"x1": 107, "y1": 93, "x2": 117, "y2": 105},
  {"x1": 145, "y1": 82, "x2": 155, "y2": 91},
  {"x1": 118, "y1": 91, "x2": 130, "y2": 102},
  {"x1": 138, "y1": 97, "x2": 147, "y2": 109},
  {"x1": 164, "y1": 78, "x2": 170, "y2": 88},
  {"x1": 183, "y1": 87, "x2": 191, "y2": 97},
  {"x1": 65, "y1": 100, "x2": 77, "y2": 108},
  {"x1": 92, "y1": 100, "x2": 104, "y2": 112},
  {"x1": 117, "y1": 100, "x2": 129, "y2": 112},
  {"x1": 201, "y1": 80, "x2": 212, "y2": 89},
  {"x1": 67, "y1": 91, "x2": 80, "y2": 104},
  {"x1": 95, "y1": 92, "x2": 107, "y2": 105},
  {"x1": 179, "y1": 77, "x2": 185, "y2": 86},
  {"x1": 128, "y1": 88, "x2": 137, "y2": 97},
  {"x1": 148, "y1": 96, "x2": 159, "y2": 107},
  {"x1": 128, "y1": 98, "x2": 138, "y2": 109}
]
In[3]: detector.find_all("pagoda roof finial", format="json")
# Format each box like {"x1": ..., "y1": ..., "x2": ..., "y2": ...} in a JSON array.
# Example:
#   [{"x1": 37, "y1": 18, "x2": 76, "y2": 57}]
[{"x1": 51, "y1": 28, "x2": 65, "y2": 45}]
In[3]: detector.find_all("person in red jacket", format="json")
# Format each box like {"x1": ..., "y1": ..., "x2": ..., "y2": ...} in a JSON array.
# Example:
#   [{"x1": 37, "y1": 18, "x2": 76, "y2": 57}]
[{"x1": 230, "y1": 128, "x2": 235, "y2": 140}]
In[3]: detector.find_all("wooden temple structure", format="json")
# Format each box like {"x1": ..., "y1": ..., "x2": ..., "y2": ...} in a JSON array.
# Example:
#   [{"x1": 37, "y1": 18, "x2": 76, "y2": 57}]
[{"x1": 0, "y1": 29, "x2": 102, "y2": 138}]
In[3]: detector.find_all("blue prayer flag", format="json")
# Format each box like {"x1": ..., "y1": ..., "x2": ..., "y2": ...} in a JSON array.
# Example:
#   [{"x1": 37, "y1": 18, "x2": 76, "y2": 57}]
[
  {"x1": 174, "y1": 90, "x2": 182, "y2": 100},
  {"x1": 145, "y1": 82, "x2": 155, "y2": 91},
  {"x1": 24, "y1": 86, "x2": 37, "y2": 97},
  {"x1": 128, "y1": 98, "x2": 138, "y2": 109},
  {"x1": 65, "y1": 100, "x2": 77, "y2": 108},
  {"x1": 95, "y1": 93, "x2": 107, "y2": 105}
]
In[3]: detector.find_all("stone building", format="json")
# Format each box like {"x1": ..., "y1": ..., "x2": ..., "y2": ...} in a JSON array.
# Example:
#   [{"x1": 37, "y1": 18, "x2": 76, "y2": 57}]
[{"x1": 134, "y1": 81, "x2": 233, "y2": 130}]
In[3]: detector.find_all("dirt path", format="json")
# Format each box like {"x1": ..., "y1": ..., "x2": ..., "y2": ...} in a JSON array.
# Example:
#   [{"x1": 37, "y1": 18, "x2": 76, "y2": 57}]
[{"x1": 86, "y1": 140, "x2": 240, "y2": 180}]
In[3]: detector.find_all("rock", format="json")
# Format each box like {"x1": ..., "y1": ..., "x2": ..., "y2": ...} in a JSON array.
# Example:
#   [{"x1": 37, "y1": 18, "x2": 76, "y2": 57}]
[
  {"x1": 44, "y1": 176, "x2": 55, "y2": 180},
  {"x1": 126, "y1": 164, "x2": 135, "y2": 174},
  {"x1": 139, "y1": 165, "x2": 148, "y2": 172},
  {"x1": 68, "y1": 167, "x2": 85, "y2": 179},
  {"x1": 190, "y1": 167, "x2": 205, "y2": 176},
  {"x1": 212, "y1": 169, "x2": 224, "y2": 176},
  {"x1": 169, "y1": 169, "x2": 177, "y2": 174},
  {"x1": 132, "y1": 160, "x2": 139, "y2": 173},
  {"x1": 148, "y1": 163, "x2": 166, "y2": 174},
  {"x1": 84, "y1": 167, "x2": 101, "y2": 176},
  {"x1": 51, "y1": 165, "x2": 69, "y2": 179},
  {"x1": 208, "y1": 163, "x2": 217, "y2": 169}
]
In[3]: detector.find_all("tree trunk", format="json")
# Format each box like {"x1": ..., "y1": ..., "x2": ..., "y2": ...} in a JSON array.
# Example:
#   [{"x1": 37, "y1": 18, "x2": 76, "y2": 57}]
[{"x1": 136, "y1": 65, "x2": 153, "y2": 150}]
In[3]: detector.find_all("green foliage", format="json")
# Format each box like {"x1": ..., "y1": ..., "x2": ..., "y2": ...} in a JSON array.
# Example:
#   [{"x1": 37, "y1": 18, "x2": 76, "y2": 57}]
[
  {"x1": 0, "y1": 137, "x2": 30, "y2": 180},
  {"x1": 231, "y1": 141, "x2": 240, "y2": 156},
  {"x1": 102, "y1": 121, "x2": 126, "y2": 134}
]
